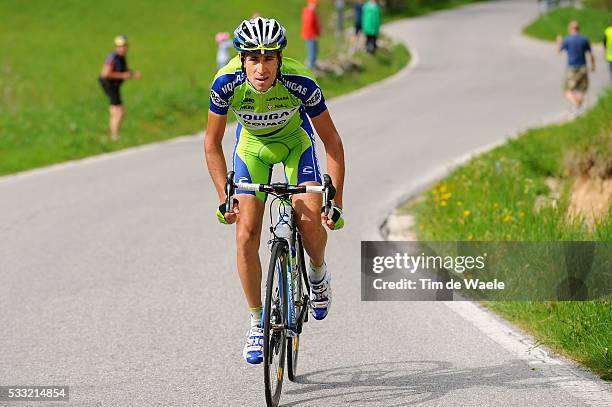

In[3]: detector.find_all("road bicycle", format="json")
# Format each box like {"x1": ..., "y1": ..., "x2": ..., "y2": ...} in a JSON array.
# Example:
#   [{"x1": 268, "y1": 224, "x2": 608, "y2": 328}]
[{"x1": 223, "y1": 171, "x2": 336, "y2": 407}]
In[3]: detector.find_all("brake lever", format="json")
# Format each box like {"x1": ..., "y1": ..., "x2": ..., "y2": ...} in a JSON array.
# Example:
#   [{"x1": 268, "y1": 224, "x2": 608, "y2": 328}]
[
  {"x1": 322, "y1": 174, "x2": 334, "y2": 216},
  {"x1": 225, "y1": 171, "x2": 235, "y2": 214}
]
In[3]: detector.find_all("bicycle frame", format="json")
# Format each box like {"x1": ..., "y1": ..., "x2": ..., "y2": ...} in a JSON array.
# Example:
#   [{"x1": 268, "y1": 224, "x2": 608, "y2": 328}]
[
  {"x1": 265, "y1": 197, "x2": 305, "y2": 337},
  {"x1": 227, "y1": 175, "x2": 333, "y2": 335}
]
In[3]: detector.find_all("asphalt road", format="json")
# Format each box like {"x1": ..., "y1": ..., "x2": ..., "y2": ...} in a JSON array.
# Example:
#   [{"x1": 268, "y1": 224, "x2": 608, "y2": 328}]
[{"x1": 1, "y1": 1, "x2": 610, "y2": 406}]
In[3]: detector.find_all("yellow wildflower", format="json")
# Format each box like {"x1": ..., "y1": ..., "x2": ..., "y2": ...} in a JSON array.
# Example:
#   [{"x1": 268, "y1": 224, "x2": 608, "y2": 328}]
[
  {"x1": 463, "y1": 210, "x2": 471, "y2": 218},
  {"x1": 441, "y1": 201, "x2": 447, "y2": 207}
]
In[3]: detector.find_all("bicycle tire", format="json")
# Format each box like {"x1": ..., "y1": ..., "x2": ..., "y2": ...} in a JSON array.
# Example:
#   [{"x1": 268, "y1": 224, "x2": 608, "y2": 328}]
[
  {"x1": 264, "y1": 240, "x2": 288, "y2": 407},
  {"x1": 287, "y1": 234, "x2": 307, "y2": 381}
]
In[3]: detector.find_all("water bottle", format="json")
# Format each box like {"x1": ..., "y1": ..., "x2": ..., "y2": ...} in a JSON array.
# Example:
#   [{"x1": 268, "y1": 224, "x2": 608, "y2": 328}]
[{"x1": 275, "y1": 202, "x2": 293, "y2": 240}]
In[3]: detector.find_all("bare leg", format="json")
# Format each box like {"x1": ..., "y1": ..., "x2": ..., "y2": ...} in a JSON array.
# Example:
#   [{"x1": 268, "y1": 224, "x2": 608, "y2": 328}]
[
  {"x1": 293, "y1": 181, "x2": 327, "y2": 267},
  {"x1": 110, "y1": 105, "x2": 124, "y2": 140},
  {"x1": 574, "y1": 92, "x2": 584, "y2": 108},
  {"x1": 235, "y1": 194, "x2": 265, "y2": 308},
  {"x1": 564, "y1": 91, "x2": 575, "y2": 107}
]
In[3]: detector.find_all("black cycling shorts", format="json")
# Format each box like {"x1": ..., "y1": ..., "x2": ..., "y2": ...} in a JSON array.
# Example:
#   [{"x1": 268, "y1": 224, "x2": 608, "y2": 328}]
[{"x1": 98, "y1": 77, "x2": 122, "y2": 106}]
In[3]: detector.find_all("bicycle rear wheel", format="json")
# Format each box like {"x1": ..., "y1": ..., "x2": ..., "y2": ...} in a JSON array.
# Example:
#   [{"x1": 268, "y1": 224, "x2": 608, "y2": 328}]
[{"x1": 264, "y1": 241, "x2": 288, "y2": 407}]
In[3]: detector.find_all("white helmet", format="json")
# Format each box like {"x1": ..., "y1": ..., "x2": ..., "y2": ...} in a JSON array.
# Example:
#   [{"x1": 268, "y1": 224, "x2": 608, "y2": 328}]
[{"x1": 233, "y1": 17, "x2": 287, "y2": 54}]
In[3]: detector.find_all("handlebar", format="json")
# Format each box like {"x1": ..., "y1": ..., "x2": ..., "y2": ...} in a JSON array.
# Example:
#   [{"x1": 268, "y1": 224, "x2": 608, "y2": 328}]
[{"x1": 223, "y1": 171, "x2": 336, "y2": 216}]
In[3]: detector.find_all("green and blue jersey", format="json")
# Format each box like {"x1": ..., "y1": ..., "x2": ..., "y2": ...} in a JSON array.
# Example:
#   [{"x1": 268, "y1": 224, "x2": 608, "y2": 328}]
[
  {"x1": 209, "y1": 56, "x2": 327, "y2": 200},
  {"x1": 209, "y1": 56, "x2": 327, "y2": 135}
]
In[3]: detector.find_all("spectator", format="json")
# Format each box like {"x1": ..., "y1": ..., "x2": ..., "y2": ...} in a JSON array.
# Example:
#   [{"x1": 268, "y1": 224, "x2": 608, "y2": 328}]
[
  {"x1": 215, "y1": 32, "x2": 232, "y2": 69},
  {"x1": 362, "y1": 0, "x2": 381, "y2": 55},
  {"x1": 351, "y1": 0, "x2": 365, "y2": 53},
  {"x1": 604, "y1": 17, "x2": 612, "y2": 84},
  {"x1": 301, "y1": 0, "x2": 321, "y2": 70},
  {"x1": 98, "y1": 35, "x2": 140, "y2": 141},
  {"x1": 557, "y1": 21, "x2": 595, "y2": 114}
]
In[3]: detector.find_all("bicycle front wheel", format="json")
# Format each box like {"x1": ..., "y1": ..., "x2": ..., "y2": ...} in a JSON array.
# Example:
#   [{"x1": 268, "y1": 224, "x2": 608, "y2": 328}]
[
  {"x1": 287, "y1": 234, "x2": 307, "y2": 382},
  {"x1": 263, "y1": 240, "x2": 288, "y2": 407}
]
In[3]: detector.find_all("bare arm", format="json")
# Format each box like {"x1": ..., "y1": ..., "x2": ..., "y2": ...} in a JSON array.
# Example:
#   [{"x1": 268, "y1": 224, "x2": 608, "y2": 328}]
[
  {"x1": 589, "y1": 51, "x2": 595, "y2": 72},
  {"x1": 205, "y1": 110, "x2": 240, "y2": 223},
  {"x1": 101, "y1": 63, "x2": 140, "y2": 80},
  {"x1": 556, "y1": 35, "x2": 564, "y2": 54},
  {"x1": 310, "y1": 110, "x2": 345, "y2": 208},
  {"x1": 204, "y1": 111, "x2": 229, "y2": 202}
]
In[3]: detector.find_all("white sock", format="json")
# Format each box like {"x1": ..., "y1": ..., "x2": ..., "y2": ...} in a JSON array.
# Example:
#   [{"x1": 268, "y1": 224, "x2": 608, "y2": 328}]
[
  {"x1": 249, "y1": 306, "x2": 262, "y2": 328},
  {"x1": 308, "y1": 261, "x2": 327, "y2": 284}
]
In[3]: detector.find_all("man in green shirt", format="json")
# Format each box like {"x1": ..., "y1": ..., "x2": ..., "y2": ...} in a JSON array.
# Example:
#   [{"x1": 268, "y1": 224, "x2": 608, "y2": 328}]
[
  {"x1": 362, "y1": 0, "x2": 381, "y2": 54},
  {"x1": 205, "y1": 17, "x2": 345, "y2": 365},
  {"x1": 604, "y1": 18, "x2": 612, "y2": 84}
]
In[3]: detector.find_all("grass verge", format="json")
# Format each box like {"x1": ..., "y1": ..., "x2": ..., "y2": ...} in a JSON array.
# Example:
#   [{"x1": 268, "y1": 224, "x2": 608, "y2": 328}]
[
  {"x1": 523, "y1": 6, "x2": 611, "y2": 43},
  {"x1": 0, "y1": 0, "x2": 492, "y2": 176},
  {"x1": 405, "y1": 90, "x2": 612, "y2": 380},
  {"x1": 0, "y1": 0, "x2": 410, "y2": 176}
]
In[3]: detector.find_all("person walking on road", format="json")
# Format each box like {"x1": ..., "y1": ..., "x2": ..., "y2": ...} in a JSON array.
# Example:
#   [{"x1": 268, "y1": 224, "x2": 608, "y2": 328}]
[
  {"x1": 98, "y1": 35, "x2": 141, "y2": 141},
  {"x1": 362, "y1": 0, "x2": 381, "y2": 55},
  {"x1": 557, "y1": 21, "x2": 595, "y2": 114},
  {"x1": 604, "y1": 18, "x2": 612, "y2": 84},
  {"x1": 301, "y1": 0, "x2": 321, "y2": 70}
]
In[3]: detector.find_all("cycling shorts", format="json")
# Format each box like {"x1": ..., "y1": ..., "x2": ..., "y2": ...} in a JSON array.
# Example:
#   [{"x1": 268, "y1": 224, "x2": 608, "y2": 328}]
[{"x1": 232, "y1": 110, "x2": 322, "y2": 202}]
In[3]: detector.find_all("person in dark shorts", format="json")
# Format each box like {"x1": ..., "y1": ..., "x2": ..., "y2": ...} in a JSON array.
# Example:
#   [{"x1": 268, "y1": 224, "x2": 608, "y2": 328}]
[
  {"x1": 98, "y1": 35, "x2": 141, "y2": 140},
  {"x1": 556, "y1": 21, "x2": 595, "y2": 114},
  {"x1": 350, "y1": 0, "x2": 365, "y2": 53},
  {"x1": 354, "y1": 0, "x2": 364, "y2": 35}
]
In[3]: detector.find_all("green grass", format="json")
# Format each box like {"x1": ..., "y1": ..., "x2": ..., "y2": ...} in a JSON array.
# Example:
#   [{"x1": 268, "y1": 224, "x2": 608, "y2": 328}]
[
  {"x1": 524, "y1": 6, "x2": 611, "y2": 43},
  {"x1": 486, "y1": 301, "x2": 612, "y2": 381},
  {"x1": 411, "y1": 90, "x2": 612, "y2": 242},
  {"x1": 584, "y1": 0, "x2": 612, "y2": 11},
  {"x1": 0, "y1": 0, "x2": 409, "y2": 175},
  {"x1": 318, "y1": 44, "x2": 410, "y2": 99},
  {"x1": 0, "y1": 0, "x2": 492, "y2": 176},
  {"x1": 407, "y1": 90, "x2": 612, "y2": 380}
]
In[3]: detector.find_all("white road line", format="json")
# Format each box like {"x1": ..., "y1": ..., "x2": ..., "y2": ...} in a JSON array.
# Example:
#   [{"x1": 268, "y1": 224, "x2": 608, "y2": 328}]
[{"x1": 446, "y1": 302, "x2": 612, "y2": 406}]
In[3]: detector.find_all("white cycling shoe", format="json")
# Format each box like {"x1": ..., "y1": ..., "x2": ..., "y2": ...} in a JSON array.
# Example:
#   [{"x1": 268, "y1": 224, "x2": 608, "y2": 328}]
[
  {"x1": 243, "y1": 324, "x2": 264, "y2": 364},
  {"x1": 309, "y1": 271, "x2": 332, "y2": 320}
]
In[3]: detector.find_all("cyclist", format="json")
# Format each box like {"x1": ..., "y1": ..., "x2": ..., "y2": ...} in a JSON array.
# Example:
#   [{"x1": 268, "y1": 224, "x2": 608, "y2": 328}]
[{"x1": 204, "y1": 17, "x2": 345, "y2": 365}]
